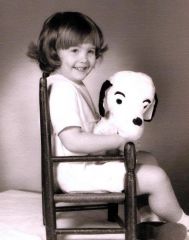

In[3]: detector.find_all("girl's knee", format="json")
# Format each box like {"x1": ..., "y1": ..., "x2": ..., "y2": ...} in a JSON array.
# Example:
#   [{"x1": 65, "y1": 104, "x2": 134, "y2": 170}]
[{"x1": 137, "y1": 165, "x2": 169, "y2": 192}]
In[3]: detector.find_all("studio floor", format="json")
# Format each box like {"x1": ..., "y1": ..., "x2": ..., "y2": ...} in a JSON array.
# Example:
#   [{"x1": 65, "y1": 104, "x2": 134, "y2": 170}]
[
  {"x1": 0, "y1": 190, "x2": 125, "y2": 240},
  {"x1": 0, "y1": 190, "x2": 188, "y2": 240}
]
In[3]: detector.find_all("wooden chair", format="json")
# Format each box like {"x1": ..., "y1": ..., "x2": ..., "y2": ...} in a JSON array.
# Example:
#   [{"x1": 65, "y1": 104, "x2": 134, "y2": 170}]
[{"x1": 39, "y1": 75, "x2": 138, "y2": 240}]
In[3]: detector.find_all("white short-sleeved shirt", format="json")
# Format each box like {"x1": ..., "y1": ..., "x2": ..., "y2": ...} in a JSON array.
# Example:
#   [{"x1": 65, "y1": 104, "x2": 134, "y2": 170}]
[
  {"x1": 48, "y1": 73, "x2": 126, "y2": 192},
  {"x1": 48, "y1": 73, "x2": 99, "y2": 156}
]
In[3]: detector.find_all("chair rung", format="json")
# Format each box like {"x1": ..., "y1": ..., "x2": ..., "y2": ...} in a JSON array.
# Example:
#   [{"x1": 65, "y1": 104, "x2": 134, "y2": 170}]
[
  {"x1": 56, "y1": 204, "x2": 109, "y2": 212},
  {"x1": 51, "y1": 155, "x2": 124, "y2": 163},
  {"x1": 54, "y1": 192, "x2": 125, "y2": 203},
  {"x1": 55, "y1": 227, "x2": 125, "y2": 234}
]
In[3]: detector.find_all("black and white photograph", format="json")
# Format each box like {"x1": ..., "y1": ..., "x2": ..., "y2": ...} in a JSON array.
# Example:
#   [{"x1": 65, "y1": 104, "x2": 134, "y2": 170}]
[{"x1": 0, "y1": 1, "x2": 189, "y2": 239}]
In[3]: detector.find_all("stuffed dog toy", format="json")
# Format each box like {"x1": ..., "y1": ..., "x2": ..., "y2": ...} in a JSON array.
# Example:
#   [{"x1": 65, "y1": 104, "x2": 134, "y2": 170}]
[{"x1": 94, "y1": 71, "x2": 157, "y2": 142}]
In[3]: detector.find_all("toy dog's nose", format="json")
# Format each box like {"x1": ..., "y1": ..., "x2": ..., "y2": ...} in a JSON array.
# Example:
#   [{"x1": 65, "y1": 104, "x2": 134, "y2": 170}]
[{"x1": 133, "y1": 117, "x2": 143, "y2": 126}]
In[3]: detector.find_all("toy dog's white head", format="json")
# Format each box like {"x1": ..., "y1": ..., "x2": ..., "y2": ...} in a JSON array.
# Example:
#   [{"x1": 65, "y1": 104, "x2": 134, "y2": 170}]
[{"x1": 99, "y1": 71, "x2": 157, "y2": 141}]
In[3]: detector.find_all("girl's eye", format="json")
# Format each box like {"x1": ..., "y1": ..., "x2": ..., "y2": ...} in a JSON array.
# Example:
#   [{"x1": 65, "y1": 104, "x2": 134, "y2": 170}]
[
  {"x1": 143, "y1": 105, "x2": 149, "y2": 109},
  {"x1": 70, "y1": 48, "x2": 79, "y2": 53},
  {"x1": 88, "y1": 49, "x2": 95, "y2": 55},
  {"x1": 116, "y1": 99, "x2": 122, "y2": 104}
]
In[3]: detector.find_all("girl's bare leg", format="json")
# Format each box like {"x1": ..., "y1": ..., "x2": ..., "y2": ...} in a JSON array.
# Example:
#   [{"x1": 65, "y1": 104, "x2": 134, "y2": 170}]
[
  {"x1": 136, "y1": 152, "x2": 189, "y2": 232},
  {"x1": 136, "y1": 163, "x2": 183, "y2": 222}
]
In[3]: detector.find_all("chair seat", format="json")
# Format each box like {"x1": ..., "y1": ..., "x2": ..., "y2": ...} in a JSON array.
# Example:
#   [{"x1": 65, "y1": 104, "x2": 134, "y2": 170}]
[{"x1": 54, "y1": 192, "x2": 125, "y2": 203}]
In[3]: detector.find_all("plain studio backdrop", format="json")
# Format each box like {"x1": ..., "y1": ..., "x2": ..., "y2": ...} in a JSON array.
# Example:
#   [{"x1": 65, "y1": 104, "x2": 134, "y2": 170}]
[{"x1": 0, "y1": 0, "x2": 189, "y2": 212}]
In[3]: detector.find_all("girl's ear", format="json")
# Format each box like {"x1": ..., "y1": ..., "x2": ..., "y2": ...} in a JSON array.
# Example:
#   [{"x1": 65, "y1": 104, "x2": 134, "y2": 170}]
[
  {"x1": 98, "y1": 80, "x2": 112, "y2": 116},
  {"x1": 144, "y1": 94, "x2": 158, "y2": 121}
]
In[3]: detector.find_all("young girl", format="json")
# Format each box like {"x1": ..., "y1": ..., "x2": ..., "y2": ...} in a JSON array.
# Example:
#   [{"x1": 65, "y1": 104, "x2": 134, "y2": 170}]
[{"x1": 28, "y1": 11, "x2": 189, "y2": 232}]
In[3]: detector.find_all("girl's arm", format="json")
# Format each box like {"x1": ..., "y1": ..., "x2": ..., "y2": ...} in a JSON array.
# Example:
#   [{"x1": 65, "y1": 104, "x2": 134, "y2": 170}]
[{"x1": 59, "y1": 126, "x2": 126, "y2": 154}]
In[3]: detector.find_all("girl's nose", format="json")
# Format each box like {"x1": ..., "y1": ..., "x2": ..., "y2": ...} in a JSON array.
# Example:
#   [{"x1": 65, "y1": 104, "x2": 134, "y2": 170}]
[{"x1": 79, "y1": 52, "x2": 88, "y2": 63}]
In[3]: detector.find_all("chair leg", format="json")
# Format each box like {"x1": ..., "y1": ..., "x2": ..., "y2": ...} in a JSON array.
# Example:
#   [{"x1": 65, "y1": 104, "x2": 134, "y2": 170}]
[
  {"x1": 108, "y1": 203, "x2": 118, "y2": 222},
  {"x1": 46, "y1": 227, "x2": 57, "y2": 240},
  {"x1": 44, "y1": 193, "x2": 57, "y2": 240},
  {"x1": 45, "y1": 212, "x2": 57, "y2": 240}
]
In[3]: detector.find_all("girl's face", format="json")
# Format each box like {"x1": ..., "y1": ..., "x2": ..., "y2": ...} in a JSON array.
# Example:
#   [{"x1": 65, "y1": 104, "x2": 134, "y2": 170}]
[{"x1": 57, "y1": 43, "x2": 96, "y2": 83}]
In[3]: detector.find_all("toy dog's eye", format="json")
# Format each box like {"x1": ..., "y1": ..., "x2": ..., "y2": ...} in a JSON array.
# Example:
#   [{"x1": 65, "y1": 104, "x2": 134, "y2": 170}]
[
  {"x1": 114, "y1": 91, "x2": 125, "y2": 105},
  {"x1": 116, "y1": 99, "x2": 122, "y2": 104}
]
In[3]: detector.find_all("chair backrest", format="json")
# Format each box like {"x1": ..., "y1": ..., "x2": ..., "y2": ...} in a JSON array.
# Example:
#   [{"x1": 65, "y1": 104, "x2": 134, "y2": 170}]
[
  {"x1": 39, "y1": 76, "x2": 58, "y2": 197},
  {"x1": 39, "y1": 76, "x2": 52, "y2": 159}
]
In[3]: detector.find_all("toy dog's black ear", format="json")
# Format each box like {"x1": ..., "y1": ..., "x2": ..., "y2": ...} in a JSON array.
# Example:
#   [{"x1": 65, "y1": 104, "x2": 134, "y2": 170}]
[
  {"x1": 144, "y1": 94, "x2": 158, "y2": 121},
  {"x1": 99, "y1": 80, "x2": 112, "y2": 117}
]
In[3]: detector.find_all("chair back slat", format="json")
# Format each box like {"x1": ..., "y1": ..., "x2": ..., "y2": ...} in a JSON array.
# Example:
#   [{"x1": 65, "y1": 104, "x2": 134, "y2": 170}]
[
  {"x1": 39, "y1": 76, "x2": 56, "y2": 226},
  {"x1": 39, "y1": 77, "x2": 52, "y2": 158}
]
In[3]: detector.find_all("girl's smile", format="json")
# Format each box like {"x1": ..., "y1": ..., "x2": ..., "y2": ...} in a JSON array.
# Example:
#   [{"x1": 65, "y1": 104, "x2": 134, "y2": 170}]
[{"x1": 57, "y1": 43, "x2": 96, "y2": 83}]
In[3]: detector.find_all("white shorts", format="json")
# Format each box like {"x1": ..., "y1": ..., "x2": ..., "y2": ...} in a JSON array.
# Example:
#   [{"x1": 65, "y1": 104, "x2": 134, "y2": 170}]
[{"x1": 57, "y1": 161, "x2": 126, "y2": 193}]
